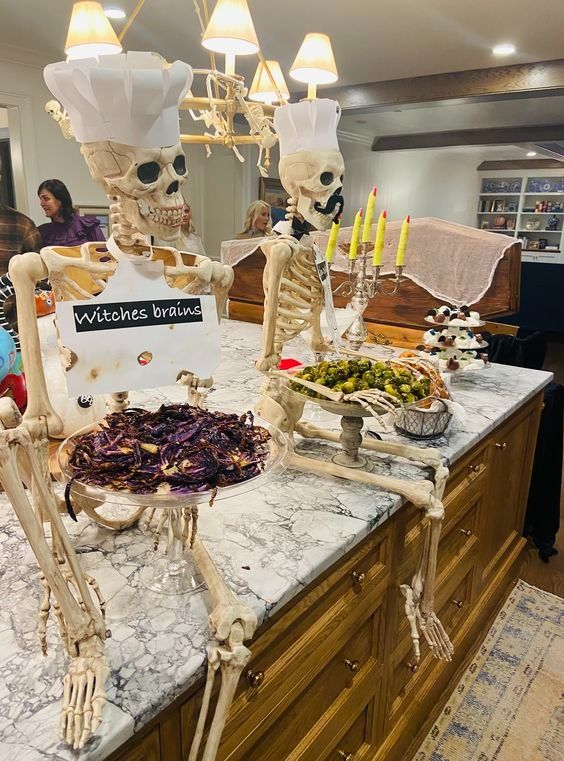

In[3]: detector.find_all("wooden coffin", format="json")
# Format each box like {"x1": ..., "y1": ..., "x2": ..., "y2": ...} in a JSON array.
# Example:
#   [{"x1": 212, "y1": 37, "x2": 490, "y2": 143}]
[{"x1": 226, "y1": 221, "x2": 521, "y2": 337}]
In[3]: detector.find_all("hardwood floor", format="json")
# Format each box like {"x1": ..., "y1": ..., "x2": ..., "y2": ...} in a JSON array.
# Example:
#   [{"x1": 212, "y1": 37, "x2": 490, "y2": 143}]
[{"x1": 519, "y1": 476, "x2": 564, "y2": 597}]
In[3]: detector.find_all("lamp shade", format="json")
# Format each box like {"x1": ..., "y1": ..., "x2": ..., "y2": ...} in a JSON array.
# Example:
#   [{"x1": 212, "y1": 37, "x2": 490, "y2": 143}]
[
  {"x1": 290, "y1": 33, "x2": 338, "y2": 85},
  {"x1": 65, "y1": 1, "x2": 122, "y2": 60},
  {"x1": 249, "y1": 60, "x2": 289, "y2": 104},
  {"x1": 202, "y1": 0, "x2": 259, "y2": 56}
]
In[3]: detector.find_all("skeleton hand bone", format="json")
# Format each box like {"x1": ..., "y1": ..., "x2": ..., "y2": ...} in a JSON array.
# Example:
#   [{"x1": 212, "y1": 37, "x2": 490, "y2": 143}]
[{"x1": 60, "y1": 634, "x2": 109, "y2": 750}]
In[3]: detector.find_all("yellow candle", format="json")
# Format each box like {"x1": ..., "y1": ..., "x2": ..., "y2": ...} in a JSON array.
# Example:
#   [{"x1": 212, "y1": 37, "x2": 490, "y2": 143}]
[
  {"x1": 325, "y1": 214, "x2": 341, "y2": 263},
  {"x1": 372, "y1": 209, "x2": 387, "y2": 266},
  {"x1": 361, "y1": 185, "x2": 377, "y2": 243},
  {"x1": 395, "y1": 214, "x2": 410, "y2": 266},
  {"x1": 348, "y1": 208, "x2": 363, "y2": 260}
]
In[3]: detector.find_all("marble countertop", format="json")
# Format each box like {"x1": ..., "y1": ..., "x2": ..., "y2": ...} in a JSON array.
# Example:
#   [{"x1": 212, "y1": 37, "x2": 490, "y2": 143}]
[{"x1": 0, "y1": 320, "x2": 552, "y2": 760}]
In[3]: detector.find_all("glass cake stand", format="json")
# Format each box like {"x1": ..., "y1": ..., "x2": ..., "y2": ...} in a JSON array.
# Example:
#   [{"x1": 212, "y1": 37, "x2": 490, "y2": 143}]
[{"x1": 57, "y1": 416, "x2": 287, "y2": 595}]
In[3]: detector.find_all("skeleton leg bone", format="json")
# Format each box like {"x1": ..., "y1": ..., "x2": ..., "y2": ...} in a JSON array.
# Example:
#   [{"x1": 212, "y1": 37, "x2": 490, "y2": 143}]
[
  {"x1": 188, "y1": 537, "x2": 257, "y2": 760},
  {"x1": 0, "y1": 401, "x2": 109, "y2": 749}
]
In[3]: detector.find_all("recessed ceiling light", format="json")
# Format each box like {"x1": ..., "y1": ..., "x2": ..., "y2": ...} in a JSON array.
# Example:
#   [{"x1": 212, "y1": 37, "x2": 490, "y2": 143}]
[
  {"x1": 527, "y1": 151, "x2": 537, "y2": 157},
  {"x1": 104, "y1": 7, "x2": 126, "y2": 19},
  {"x1": 492, "y1": 43, "x2": 516, "y2": 56}
]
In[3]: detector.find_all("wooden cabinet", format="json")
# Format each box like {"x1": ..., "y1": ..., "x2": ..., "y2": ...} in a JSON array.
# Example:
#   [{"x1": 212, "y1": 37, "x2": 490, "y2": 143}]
[
  {"x1": 114, "y1": 729, "x2": 160, "y2": 761},
  {"x1": 106, "y1": 393, "x2": 542, "y2": 761}
]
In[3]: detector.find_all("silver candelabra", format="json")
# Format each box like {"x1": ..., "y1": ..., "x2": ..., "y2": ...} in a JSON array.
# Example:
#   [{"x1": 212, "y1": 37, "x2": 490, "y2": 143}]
[{"x1": 336, "y1": 241, "x2": 404, "y2": 350}]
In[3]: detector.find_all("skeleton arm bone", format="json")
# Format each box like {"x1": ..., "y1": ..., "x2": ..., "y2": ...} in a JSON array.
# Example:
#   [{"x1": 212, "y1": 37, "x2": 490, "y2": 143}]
[
  {"x1": 9, "y1": 253, "x2": 63, "y2": 437},
  {"x1": 256, "y1": 239, "x2": 297, "y2": 373}
]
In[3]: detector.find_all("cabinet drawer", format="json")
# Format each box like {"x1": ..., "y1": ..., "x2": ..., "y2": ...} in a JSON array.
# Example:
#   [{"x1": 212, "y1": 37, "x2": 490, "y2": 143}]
[
  {"x1": 401, "y1": 464, "x2": 484, "y2": 570},
  {"x1": 396, "y1": 541, "x2": 475, "y2": 649},
  {"x1": 401, "y1": 492, "x2": 480, "y2": 582},
  {"x1": 323, "y1": 702, "x2": 371, "y2": 761},
  {"x1": 218, "y1": 534, "x2": 388, "y2": 758},
  {"x1": 114, "y1": 729, "x2": 160, "y2": 761},
  {"x1": 239, "y1": 612, "x2": 379, "y2": 760},
  {"x1": 443, "y1": 441, "x2": 488, "y2": 498},
  {"x1": 389, "y1": 565, "x2": 474, "y2": 725}
]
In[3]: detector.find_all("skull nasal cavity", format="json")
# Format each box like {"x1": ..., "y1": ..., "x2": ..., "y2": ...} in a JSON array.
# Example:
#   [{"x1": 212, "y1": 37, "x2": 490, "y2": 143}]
[{"x1": 167, "y1": 181, "x2": 180, "y2": 195}]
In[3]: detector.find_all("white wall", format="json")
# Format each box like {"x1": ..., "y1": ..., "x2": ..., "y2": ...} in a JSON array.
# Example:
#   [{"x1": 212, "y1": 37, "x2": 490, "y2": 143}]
[
  {"x1": 0, "y1": 55, "x2": 107, "y2": 223},
  {"x1": 339, "y1": 140, "x2": 481, "y2": 228}
]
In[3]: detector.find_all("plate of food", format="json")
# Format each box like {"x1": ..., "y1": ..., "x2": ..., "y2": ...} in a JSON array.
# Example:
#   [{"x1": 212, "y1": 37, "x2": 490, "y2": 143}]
[
  {"x1": 57, "y1": 404, "x2": 287, "y2": 512},
  {"x1": 283, "y1": 356, "x2": 448, "y2": 417}
]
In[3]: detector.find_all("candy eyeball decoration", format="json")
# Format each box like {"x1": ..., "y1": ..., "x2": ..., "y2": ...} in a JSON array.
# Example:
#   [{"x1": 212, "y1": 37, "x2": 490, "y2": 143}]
[
  {"x1": 77, "y1": 395, "x2": 94, "y2": 409},
  {"x1": 421, "y1": 305, "x2": 489, "y2": 373}
]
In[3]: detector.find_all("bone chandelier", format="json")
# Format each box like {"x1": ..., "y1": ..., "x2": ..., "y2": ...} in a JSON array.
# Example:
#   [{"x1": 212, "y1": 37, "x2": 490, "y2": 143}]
[{"x1": 57, "y1": 0, "x2": 339, "y2": 177}]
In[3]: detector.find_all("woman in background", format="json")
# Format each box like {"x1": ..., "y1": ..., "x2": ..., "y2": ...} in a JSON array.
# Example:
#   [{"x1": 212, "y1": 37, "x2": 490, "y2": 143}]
[
  {"x1": 235, "y1": 200, "x2": 272, "y2": 239},
  {"x1": 37, "y1": 179, "x2": 105, "y2": 247},
  {"x1": 178, "y1": 202, "x2": 206, "y2": 256}
]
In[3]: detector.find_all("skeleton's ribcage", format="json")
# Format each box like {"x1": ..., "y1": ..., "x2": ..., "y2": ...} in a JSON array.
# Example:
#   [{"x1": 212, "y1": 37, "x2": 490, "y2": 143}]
[{"x1": 273, "y1": 252, "x2": 323, "y2": 355}]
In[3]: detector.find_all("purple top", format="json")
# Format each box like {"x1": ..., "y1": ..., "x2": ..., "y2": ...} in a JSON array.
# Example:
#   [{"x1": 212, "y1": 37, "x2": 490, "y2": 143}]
[{"x1": 38, "y1": 214, "x2": 105, "y2": 248}]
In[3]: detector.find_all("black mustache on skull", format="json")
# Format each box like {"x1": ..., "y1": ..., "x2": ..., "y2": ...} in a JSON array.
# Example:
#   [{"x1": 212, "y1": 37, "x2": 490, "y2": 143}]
[{"x1": 314, "y1": 187, "x2": 344, "y2": 223}]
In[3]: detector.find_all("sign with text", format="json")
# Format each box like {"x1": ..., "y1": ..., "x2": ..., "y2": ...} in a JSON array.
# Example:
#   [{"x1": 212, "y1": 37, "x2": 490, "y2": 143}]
[
  {"x1": 73, "y1": 298, "x2": 204, "y2": 332},
  {"x1": 55, "y1": 238, "x2": 221, "y2": 395}
]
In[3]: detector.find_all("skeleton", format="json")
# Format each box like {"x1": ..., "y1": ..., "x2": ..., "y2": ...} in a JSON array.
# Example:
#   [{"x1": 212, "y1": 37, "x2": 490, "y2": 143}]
[
  {"x1": 45, "y1": 99, "x2": 74, "y2": 140},
  {"x1": 1, "y1": 53, "x2": 258, "y2": 755},
  {"x1": 186, "y1": 70, "x2": 277, "y2": 176},
  {"x1": 255, "y1": 99, "x2": 453, "y2": 663}
]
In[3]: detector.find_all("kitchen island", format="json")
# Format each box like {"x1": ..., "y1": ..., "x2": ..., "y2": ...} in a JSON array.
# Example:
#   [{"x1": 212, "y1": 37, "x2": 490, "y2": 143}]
[{"x1": 0, "y1": 319, "x2": 552, "y2": 761}]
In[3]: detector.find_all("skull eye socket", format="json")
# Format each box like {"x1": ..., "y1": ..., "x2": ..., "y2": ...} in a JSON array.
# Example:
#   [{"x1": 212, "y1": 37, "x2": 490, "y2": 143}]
[
  {"x1": 137, "y1": 161, "x2": 161, "y2": 184},
  {"x1": 173, "y1": 154, "x2": 187, "y2": 175},
  {"x1": 320, "y1": 171, "x2": 334, "y2": 186}
]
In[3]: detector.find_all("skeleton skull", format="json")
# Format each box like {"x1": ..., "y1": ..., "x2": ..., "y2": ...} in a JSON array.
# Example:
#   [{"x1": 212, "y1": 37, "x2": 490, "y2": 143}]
[
  {"x1": 81, "y1": 141, "x2": 187, "y2": 241},
  {"x1": 278, "y1": 148, "x2": 345, "y2": 231},
  {"x1": 45, "y1": 100, "x2": 62, "y2": 120}
]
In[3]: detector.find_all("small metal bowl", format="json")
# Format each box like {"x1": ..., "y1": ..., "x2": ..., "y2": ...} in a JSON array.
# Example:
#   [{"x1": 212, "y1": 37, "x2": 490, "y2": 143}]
[{"x1": 394, "y1": 397, "x2": 452, "y2": 440}]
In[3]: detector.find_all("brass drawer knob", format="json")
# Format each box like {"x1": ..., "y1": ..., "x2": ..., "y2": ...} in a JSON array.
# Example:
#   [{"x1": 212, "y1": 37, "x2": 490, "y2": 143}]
[
  {"x1": 351, "y1": 570, "x2": 366, "y2": 588},
  {"x1": 460, "y1": 528, "x2": 472, "y2": 537},
  {"x1": 495, "y1": 441, "x2": 507, "y2": 450},
  {"x1": 344, "y1": 658, "x2": 360, "y2": 674},
  {"x1": 337, "y1": 752, "x2": 354, "y2": 761},
  {"x1": 406, "y1": 662, "x2": 418, "y2": 673},
  {"x1": 452, "y1": 599, "x2": 463, "y2": 609},
  {"x1": 245, "y1": 668, "x2": 265, "y2": 688},
  {"x1": 468, "y1": 464, "x2": 480, "y2": 473}
]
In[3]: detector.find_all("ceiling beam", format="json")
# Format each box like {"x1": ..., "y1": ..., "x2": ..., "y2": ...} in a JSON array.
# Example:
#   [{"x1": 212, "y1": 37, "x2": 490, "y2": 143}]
[
  {"x1": 371, "y1": 125, "x2": 564, "y2": 151},
  {"x1": 477, "y1": 159, "x2": 564, "y2": 170},
  {"x1": 318, "y1": 60, "x2": 564, "y2": 112}
]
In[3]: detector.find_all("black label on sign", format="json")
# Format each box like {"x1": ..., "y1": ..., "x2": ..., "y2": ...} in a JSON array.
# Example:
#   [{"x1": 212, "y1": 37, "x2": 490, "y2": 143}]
[{"x1": 72, "y1": 298, "x2": 203, "y2": 333}]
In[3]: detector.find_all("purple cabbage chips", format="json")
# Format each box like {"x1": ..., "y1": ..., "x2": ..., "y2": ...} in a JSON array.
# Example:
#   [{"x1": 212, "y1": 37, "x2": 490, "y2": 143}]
[{"x1": 66, "y1": 405, "x2": 271, "y2": 505}]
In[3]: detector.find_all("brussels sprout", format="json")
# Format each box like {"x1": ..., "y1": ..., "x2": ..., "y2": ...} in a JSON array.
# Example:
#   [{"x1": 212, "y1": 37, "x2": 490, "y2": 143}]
[
  {"x1": 399, "y1": 383, "x2": 412, "y2": 394},
  {"x1": 301, "y1": 373, "x2": 313, "y2": 382},
  {"x1": 324, "y1": 374, "x2": 337, "y2": 387},
  {"x1": 358, "y1": 359, "x2": 372, "y2": 373},
  {"x1": 362, "y1": 371, "x2": 375, "y2": 386},
  {"x1": 404, "y1": 393, "x2": 416, "y2": 404},
  {"x1": 384, "y1": 384, "x2": 400, "y2": 397},
  {"x1": 342, "y1": 381, "x2": 356, "y2": 395},
  {"x1": 316, "y1": 374, "x2": 328, "y2": 386}
]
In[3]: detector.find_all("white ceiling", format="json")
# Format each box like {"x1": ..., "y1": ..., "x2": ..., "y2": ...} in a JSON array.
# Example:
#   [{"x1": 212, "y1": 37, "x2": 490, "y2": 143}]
[{"x1": 2, "y1": 0, "x2": 564, "y2": 91}]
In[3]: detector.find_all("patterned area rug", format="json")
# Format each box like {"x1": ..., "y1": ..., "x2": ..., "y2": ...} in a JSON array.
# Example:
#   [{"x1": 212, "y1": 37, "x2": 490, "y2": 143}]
[{"x1": 413, "y1": 580, "x2": 564, "y2": 761}]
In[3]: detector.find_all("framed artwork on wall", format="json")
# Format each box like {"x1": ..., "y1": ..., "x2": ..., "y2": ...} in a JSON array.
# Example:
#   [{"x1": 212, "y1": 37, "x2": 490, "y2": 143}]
[
  {"x1": 0, "y1": 139, "x2": 15, "y2": 208},
  {"x1": 259, "y1": 177, "x2": 287, "y2": 225},
  {"x1": 77, "y1": 205, "x2": 111, "y2": 238}
]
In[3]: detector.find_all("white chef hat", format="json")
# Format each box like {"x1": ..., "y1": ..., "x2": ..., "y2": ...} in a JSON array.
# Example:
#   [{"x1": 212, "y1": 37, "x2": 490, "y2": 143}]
[
  {"x1": 44, "y1": 51, "x2": 193, "y2": 148},
  {"x1": 274, "y1": 99, "x2": 341, "y2": 157}
]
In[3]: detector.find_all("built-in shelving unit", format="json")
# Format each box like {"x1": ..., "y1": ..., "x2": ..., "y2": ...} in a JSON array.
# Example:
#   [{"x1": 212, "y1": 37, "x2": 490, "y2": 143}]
[{"x1": 477, "y1": 174, "x2": 564, "y2": 264}]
